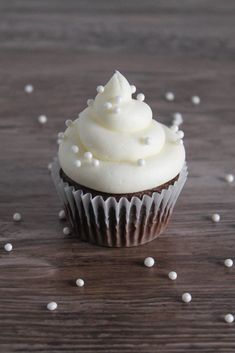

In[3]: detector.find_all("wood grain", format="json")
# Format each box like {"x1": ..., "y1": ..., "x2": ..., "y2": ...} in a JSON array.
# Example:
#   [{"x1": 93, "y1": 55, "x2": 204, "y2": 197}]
[{"x1": 0, "y1": 1, "x2": 235, "y2": 352}]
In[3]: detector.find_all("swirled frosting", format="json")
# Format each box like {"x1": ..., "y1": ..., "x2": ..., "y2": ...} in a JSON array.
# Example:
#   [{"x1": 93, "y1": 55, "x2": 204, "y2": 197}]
[{"x1": 58, "y1": 71, "x2": 185, "y2": 193}]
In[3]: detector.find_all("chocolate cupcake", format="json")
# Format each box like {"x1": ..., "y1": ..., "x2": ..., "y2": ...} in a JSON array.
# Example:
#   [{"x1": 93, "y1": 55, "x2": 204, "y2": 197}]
[{"x1": 52, "y1": 71, "x2": 187, "y2": 247}]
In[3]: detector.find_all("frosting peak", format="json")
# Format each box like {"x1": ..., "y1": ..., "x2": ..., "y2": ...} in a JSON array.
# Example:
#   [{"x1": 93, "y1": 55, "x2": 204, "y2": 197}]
[{"x1": 58, "y1": 71, "x2": 185, "y2": 193}]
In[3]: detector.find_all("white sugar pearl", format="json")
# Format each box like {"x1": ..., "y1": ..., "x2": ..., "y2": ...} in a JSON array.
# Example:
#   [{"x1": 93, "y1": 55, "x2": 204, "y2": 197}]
[
  {"x1": 165, "y1": 92, "x2": 175, "y2": 101},
  {"x1": 224, "y1": 314, "x2": 234, "y2": 323},
  {"x1": 84, "y1": 152, "x2": 93, "y2": 160},
  {"x1": 58, "y1": 210, "x2": 65, "y2": 220},
  {"x1": 48, "y1": 162, "x2": 52, "y2": 171},
  {"x1": 71, "y1": 145, "x2": 79, "y2": 154},
  {"x1": 24, "y1": 84, "x2": 34, "y2": 93},
  {"x1": 212, "y1": 213, "x2": 220, "y2": 223},
  {"x1": 225, "y1": 174, "x2": 234, "y2": 183},
  {"x1": 168, "y1": 271, "x2": 177, "y2": 280},
  {"x1": 96, "y1": 85, "x2": 104, "y2": 93},
  {"x1": 4, "y1": 243, "x2": 13, "y2": 252},
  {"x1": 87, "y1": 99, "x2": 94, "y2": 107},
  {"x1": 177, "y1": 130, "x2": 184, "y2": 139},
  {"x1": 144, "y1": 137, "x2": 152, "y2": 145},
  {"x1": 173, "y1": 112, "x2": 183, "y2": 125},
  {"x1": 182, "y1": 292, "x2": 192, "y2": 303},
  {"x1": 92, "y1": 159, "x2": 100, "y2": 167},
  {"x1": 38, "y1": 115, "x2": 47, "y2": 124},
  {"x1": 137, "y1": 159, "x2": 146, "y2": 167},
  {"x1": 13, "y1": 212, "x2": 22, "y2": 222},
  {"x1": 57, "y1": 139, "x2": 62, "y2": 145},
  {"x1": 113, "y1": 107, "x2": 121, "y2": 114},
  {"x1": 65, "y1": 119, "x2": 73, "y2": 127},
  {"x1": 224, "y1": 258, "x2": 233, "y2": 268},
  {"x1": 144, "y1": 257, "x2": 155, "y2": 268},
  {"x1": 137, "y1": 93, "x2": 145, "y2": 102},
  {"x1": 57, "y1": 132, "x2": 64, "y2": 139},
  {"x1": 104, "y1": 102, "x2": 112, "y2": 110},
  {"x1": 191, "y1": 95, "x2": 201, "y2": 105},
  {"x1": 131, "y1": 85, "x2": 136, "y2": 94},
  {"x1": 47, "y1": 302, "x2": 57, "y2": 311},
  {"x1": 74, "y1": 160, "x2": 81, "y2": 168},
  {"x1": 63, "y1": 227, "x2": 70, "y2": 235},
  {"x1": 76, "y1": 278, "x2": 85, "y2": 287},
  {"x1": 170, "y1": 125, "x2": 179, "y2": 132}
]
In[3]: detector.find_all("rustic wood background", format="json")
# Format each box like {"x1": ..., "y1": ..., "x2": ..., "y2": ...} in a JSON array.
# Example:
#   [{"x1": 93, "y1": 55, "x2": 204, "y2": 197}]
[{"x1": 0, "y1": 1, "x2": 235, "y2": 352}]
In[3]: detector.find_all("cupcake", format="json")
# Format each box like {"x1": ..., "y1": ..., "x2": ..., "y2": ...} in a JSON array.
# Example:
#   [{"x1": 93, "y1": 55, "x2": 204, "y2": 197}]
[{"x1": 52, "y1": 71, "x2": 187, "y2": 247}]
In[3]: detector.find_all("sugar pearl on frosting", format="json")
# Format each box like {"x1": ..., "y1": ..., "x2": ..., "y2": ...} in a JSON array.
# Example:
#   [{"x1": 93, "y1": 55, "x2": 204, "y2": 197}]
[
  {"x1": 63, "y1": 227, "x2": 70, "y2": 235},
  {"x1": 97, "y1": 85, "x2": 104, "y2": 93},
  {"x1": 65, "y1": 119, "x2": 73, "y2": 127},
  {"x1": 87, "y1": 99, "x2": 94, "y2": 107},
  {"x1": 168, "y1": 271, "x2": 177, "y2": 280},
  {"x1": 4, "y1": 243, "x2": 13, "y2": 252},
  {"x1": 137, "y1": 93, "x2": 145, "y2": 102},
  {"x1": 131, "y1": 85, "x2": 136, "y2": 94},
  {"x1": 38, "y1": 115, "x2": 47, "y2": 124},
  {"x1": 165, "y1": 92, "x2": 175, "y2": 101},
  {"x1": 191, "y1": 95, "x2": 201, "y2": 105},
  {"x1": 47, "y1": 301, "x2": 57, "y2": 311},
  {"x1": 71, "y1": 145, "x2": 79, "y2": 154},
  {"x1": 24, "y1": 84, "x2": 34, "y2": 93},
  {"x1": 76, "y1": 278, "x2": 85, "y2": 287},
  {"x1": 212, "y1": 213, "x2": 220, "y2": 223},
  {"x1": 104, "y1": 102, "x2": 112, "y2": 110},
  {"x1": 58, "y1": 209, "x2": 66, "y2": 220},
  {"x1": 144, "y1": 257, "x2": 155, "y2": 267},
  {"x1": 57, "y1": 139, "x2": 62, "y2": 145},
  {"x1": 177, "y1": 130, "x2": 184, "y2": 139},
  {"x1": 13, "y1": 212, "x2": 22, "y2": 222},
  {"x1": 170, "y1": 125, "x2": 179, "y2": 132},
  {"x1": 84, "y1": 152, "x2": 93, "y2": 160},
  {"x1": 74, "y1": 160, "x2": 81, "y2": 168},
  {"x1": 173, "y1": 112, "x2": 183, "y2": 125},
  {"x1": 182, "y1": 292, "x2": 192, "y2": 303},
  {"x1": 144, "y1": 137, "x2": 152, "y2": 145},
  {"x1": 224, "y1": 258, "x2": 233, "y2": 268},
  {"x1": 113, "y1": 107, "x2": 121, "y2": 114},
  {"x1": 137, "y1": 159, "x2": 146, "y2": 167},
  {"x1": 225, "y1": 174, "x2": 234, "y2": 183},
  {"x1": 92, "y1": 159, "x2": 100, "y2": 167},
  {"x1": 224, "y1": 314, "x2": 234, "y2": 323}
]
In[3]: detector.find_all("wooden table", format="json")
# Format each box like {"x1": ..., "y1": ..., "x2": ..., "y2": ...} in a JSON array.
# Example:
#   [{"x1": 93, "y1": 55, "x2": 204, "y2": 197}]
[{"x1": 0, "y1": 1, "x2": 235, "y2": 352}]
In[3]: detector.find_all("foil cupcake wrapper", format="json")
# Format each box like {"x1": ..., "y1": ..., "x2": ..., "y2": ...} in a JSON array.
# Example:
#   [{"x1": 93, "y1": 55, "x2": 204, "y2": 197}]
[{"x1": 51, "y1": 159, "x2": 188, "y2": 247}]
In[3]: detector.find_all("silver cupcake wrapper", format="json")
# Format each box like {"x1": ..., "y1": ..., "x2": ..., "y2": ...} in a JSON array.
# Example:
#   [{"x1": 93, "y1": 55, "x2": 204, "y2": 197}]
[{"x1": 51, "y1": 159, "x2": 188, "y2": 247}]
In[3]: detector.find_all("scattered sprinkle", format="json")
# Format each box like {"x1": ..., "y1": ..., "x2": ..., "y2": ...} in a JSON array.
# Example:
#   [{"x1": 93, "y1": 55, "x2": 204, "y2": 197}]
[
  {"x1": 4, "y1": 243, "x2": 13, "y2": 252},
  {"x1": 63, "y1": 227, "x2": 71, "y2": 235},
  {"x1": 96, "y1": 85, "x2": 104, "y2": 93},
  {"x1": 224, "y1": 258, "x2": 233, "y2": 268},
  {"x1": 168, "y1": 271, "x2": 177, "y2": 280},
  {"x1": 13, "y1": 212, "x2": 22, "y2": 222},
  {"x1": 131, "y1": 85, "x2": 136, "y2": 94},
  {"x1": 137, "y1": 159, "x2": 146, "y2": 167},
  {"x1": 137, "y1": 93, "x2": 145, "y2": 102},
  {"x1": 191, "y1": 95, "x2": 201, "y2": 105},
  {"x1": 211, "y1": 213, "x2": 220, "y2": 223},
  {"x1": 144, "y1": 257, "x2": 155, "y2": 268},
  {"x1": 104, "y1": 102, "x2": 112, "y2": 110},
  {"x1": 165, "y1": 92, "x2": 175, "y2": 102},
  {"x1": 38, "y1": 115, "x2": 47, "y2": 124},
  {"x1": 182, "y1": 292, "x2": 192, "y2": 303},
  {"x1": 47, "y1": 302, "x2": 57, "y2": 311},
  {"x1": 92, "y1": 159, "x2": 100, "y2": 167},
  {"x1": 224, "y1": 313, "x2": 234, "y2": 323},
  {"x1": 74, "y1": 160, "x2": 81, "y2": 168},
  {"x1": 87, "y1": 99, "x2": 94, "y2": 107},
  {"x1": 172, "y1": 112, "x2": 183, "y2": 125},
  {"x1": 58, "y1": 210, "x2": 66, "y2": 220},
  {"x1": 24, "y1": 84, "x2": 34, "y2": 93},
  {"x1": 76, "y1": 278, "x2": 85, "y2": 287},
  {"x1": 71, "y1": 145, "x2": 79, "y2": 154},
  {"x1": 144, "y1": 137, "x2": 152, "y2": 145},
  {"x1": 113, "y1": 107, "x2": 121, "y2": 114},
  {"x1": 65, "y1": 119, "x2": 73, "y2": 127},
  {"x1": 84, "y1": 152, "x2": 93, "y2": 160},
  {"x1": 225, "y1": 174, "x2": 234, "y2": 183}
]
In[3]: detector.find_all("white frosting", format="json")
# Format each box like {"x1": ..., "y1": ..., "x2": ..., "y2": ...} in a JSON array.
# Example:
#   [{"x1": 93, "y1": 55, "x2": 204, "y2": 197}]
[{"x1": 58, "y1": 71, "x2": 186, "y2": 193}]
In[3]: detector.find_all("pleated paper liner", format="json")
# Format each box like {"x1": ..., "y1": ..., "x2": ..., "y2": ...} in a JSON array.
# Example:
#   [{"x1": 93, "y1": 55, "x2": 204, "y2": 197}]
[{"x1": 52, "y1": 159, "x2": 188, "y2": 247}]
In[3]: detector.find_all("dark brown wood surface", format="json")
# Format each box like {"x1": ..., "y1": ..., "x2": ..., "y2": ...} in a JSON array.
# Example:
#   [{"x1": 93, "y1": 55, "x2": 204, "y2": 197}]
[{"x1": 0, "y1": 1, "x2": 235, "y2": 352}]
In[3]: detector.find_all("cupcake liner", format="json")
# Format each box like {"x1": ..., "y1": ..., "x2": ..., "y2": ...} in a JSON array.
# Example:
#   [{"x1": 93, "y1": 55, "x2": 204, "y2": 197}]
[{"x1": 51, "y1": 159, "x2": 188, "y2": 247}]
